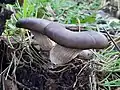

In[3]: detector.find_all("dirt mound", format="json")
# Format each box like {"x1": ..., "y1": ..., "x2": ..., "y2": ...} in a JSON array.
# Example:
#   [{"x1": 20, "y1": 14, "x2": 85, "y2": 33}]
[{"x1": 0, "y1": 38, "x2": 91, "y2": 90}]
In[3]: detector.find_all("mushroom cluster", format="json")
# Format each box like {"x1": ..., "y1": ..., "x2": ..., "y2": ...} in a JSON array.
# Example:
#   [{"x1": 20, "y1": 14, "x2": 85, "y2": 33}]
[{"x1": 16, "y1": 18, "x2": 109, "y2": 65}]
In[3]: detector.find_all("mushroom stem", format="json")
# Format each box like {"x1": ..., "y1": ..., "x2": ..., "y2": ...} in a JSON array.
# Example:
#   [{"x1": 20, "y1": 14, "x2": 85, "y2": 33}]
[
  {"x1": 50, "y1": 45, "x2": 93, "y2": 64},
  {"x1": 31, "y1": 31, "x2": 53, "y2": 50},
  {"x1": 50, "y1": 44, "x2": 81, "y2": 64}
]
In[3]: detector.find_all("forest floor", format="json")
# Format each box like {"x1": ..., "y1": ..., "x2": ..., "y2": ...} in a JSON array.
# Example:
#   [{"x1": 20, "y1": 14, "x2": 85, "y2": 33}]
[{"x1": 1, "y1": 0, "x2": 120, "y2": 90}]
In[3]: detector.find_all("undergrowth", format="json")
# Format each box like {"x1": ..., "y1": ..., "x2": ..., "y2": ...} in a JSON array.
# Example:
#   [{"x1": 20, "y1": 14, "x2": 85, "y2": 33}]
[{"x1": 1, "y1": 0, "x2": 120, "y2": 90}]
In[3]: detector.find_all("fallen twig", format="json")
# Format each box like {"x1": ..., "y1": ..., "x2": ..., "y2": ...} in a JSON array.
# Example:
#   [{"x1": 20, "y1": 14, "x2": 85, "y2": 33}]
[{"x1": 103, "y1": 28, "x2": 120, "y2": 52}]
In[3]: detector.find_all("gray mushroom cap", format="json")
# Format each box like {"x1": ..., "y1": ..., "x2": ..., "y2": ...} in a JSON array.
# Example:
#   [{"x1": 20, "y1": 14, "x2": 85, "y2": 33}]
[
  {"x1": 16, "y1": 18, "x2": 109, "y2": 49},
  {"x1": 16, "y1": 18, "x2": 51, "y2": 35}
]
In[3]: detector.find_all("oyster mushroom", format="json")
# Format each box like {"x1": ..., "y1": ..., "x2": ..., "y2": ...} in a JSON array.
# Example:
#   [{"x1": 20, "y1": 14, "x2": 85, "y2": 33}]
[{"x1": 16, "y1": 18, "x2": 109, "y2": 64}]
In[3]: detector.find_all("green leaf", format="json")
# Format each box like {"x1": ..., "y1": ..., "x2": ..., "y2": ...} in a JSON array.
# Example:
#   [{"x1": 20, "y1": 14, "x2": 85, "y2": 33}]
[
  {"x1": 37, "y1": 7, "x2": 46, "y2": 18},
  {"x1": 104, "y1": 79, "x2": 120, "y2": 87},
  {"x1": 80, "y1": 14, "x2": 96, "y2": 23}
]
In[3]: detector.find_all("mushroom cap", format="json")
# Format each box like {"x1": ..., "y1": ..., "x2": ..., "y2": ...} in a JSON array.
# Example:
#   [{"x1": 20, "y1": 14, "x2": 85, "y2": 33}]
[
  {"x1": 16, "y1": 18, "x2": 53, "y2": 50},
  {"x1": 16, "y1": 18, "x2": 51, "y2": 34},
  {"x1": 44, "y1": 22, "x2": 109, "y2": 49},
  {"x1": 16, "y1": 18, "x2": 109, "y2": 49}
]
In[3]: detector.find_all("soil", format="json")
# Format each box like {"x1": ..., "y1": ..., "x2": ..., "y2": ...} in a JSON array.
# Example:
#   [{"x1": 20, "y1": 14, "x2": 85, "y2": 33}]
[{"x1": 0, "y1": 38, "x2": 91, "y2": 90}]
